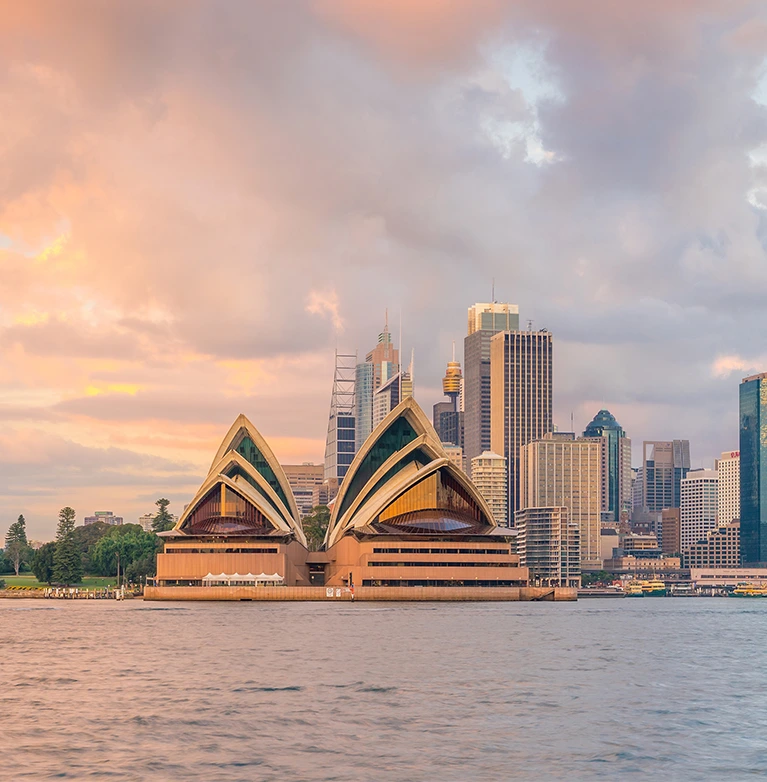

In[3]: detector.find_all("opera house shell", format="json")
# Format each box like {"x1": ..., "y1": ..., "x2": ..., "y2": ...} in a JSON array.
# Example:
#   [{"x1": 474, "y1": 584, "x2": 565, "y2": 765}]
[
  {"x1": 320, "y1": 397, "x2": 527, "y2": 587},
  {"x1": 154, "y1": 399, "x2": 528, "y2": 591},
  {"x1": 155, "y1": 414, "x2": 311, "y2": 586}
]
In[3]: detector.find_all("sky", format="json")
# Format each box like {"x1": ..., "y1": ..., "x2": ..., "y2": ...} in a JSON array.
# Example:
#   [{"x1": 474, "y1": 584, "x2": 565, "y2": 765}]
[{"x1": 1, "y1": 1, "x2": 766, "y2": 539}]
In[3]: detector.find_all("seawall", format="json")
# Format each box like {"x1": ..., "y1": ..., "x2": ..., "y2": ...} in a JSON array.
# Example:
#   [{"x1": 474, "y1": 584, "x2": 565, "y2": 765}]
[{"x1": 143, "y1": 585, "x2": 577, "y2": 602}]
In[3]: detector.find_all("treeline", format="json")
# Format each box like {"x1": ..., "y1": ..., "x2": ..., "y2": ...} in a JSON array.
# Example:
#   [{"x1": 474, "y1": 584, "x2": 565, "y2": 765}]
[{"x1": 1, "y1": 499, "x2": 176, "y2": 586}]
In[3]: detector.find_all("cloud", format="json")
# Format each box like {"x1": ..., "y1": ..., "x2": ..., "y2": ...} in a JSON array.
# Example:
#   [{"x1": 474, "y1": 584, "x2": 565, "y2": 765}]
[{"x1": 0, "y1": 1, "x2": 766, "y2": 533}]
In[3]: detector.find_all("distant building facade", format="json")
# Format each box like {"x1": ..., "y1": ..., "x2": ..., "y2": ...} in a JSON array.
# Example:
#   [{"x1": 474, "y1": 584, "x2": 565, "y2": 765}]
[
  {"x1": 463, "y1": 302, "x2": 519, "y2": 465},
  {"x1": 470, "y1": 451, "x2": 508, "y2": 526},
  {"x1": 518, "y1": 433, "x2": 601, "y2": 570},
  {"x1": 683, "y1": 521, "x2": 740, "y2": 569},
  {"x1": 717, "y1": 450, "x2": 740, "y2": 525},
  {"x1": 324, "y1": 351, "x2": 356, "y2": 482},
  {"x1": 680, "y1": 469, "x2": 719, "y2": 552},
  {"x1": 84, "y1": 511, "x2": 123, "y2": 526},
  {"x1": 282, "y1": 463, "x2": 325, "y2": 517},
  {"x1": 660, "y1": 507, "x2": 681, "y2": 555},
  {"x1": 641, "y1": 440, "x2": 690, "y2": 512},
  {"x1": 582, "y1": 409, "x2": 632, "y2": 521},
  {"x1": 490, "y1": 329, "x2": 554, "y2": 517},
  {"x1": 516, "y1": 506, "x2": 580, "y2": 587}
]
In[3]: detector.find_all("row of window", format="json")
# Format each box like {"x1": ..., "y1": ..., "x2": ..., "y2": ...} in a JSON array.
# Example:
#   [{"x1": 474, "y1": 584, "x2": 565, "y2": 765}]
[
  {"x1": 165, "y1": 548, "x2": 279, "y2": 554},
  {"x1": 371, "y1": 547, "x2": 509, "y2": 555},
  {"x1": 362, "y1": 579, "x2": 523, "y2": 587},
  {"x1": 368, "y1": 561, "x2": 513, "y2": 568}
]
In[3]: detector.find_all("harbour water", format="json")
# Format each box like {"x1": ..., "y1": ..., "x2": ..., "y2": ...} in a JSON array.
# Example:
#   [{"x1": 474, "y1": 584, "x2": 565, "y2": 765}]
[{"x1": 2, "y1": 599, "x2": 766, "y2": 780}]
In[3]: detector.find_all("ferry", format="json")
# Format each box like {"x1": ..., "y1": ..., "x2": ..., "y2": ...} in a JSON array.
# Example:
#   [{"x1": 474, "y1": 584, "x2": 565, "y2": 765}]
[
  {"x1": 625, "y1": 579, "x2": 667, "y2": 597},
  {"x1": 730, "y1": 583, "x2": 767, "y2": 598},
  {"x1": 641, "y1": 579, "x2": 667, "y2": 597},
  {"x1": 624, "y1": 582, "x2": 644, "y2": 597}
]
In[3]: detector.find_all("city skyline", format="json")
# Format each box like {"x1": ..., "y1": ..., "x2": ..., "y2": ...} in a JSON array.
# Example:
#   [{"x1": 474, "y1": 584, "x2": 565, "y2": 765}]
[{"x1": 1, "y1": 3, "x2": 765, "y2": 537}]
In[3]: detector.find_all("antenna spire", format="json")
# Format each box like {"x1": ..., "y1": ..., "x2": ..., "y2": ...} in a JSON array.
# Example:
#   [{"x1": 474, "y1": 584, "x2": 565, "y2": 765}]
[{"x1": 451, "y1": 340, "x2": 456, "y2": 362}]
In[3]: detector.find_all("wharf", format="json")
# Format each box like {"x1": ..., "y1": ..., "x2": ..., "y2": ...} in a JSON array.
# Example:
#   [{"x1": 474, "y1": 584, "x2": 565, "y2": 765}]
[
  {"x1": 578, "y1": 588, "x2": 626, "y2": 598},
  {"x1": 143, "y1": 585, "x2": 577, "y2": 602}
]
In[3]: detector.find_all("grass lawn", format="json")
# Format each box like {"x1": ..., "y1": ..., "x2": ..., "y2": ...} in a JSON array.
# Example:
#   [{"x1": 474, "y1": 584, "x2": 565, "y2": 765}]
[{"x1": 1, "y1": 574, "x2": 117, "y2": 589}]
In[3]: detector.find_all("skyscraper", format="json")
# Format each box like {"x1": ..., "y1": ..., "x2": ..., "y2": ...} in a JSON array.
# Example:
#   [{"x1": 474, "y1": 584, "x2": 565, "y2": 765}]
[
  {"x1": 432, "y1": 347, "x2": 464, "y2": 447},
  {"x1": 583, "y1": 409, "x2": 632, "y2": 521},
  {"x1": 740, "y1": 373, "x2": 767, "y2": 565},
  {"x1": 640, "y1": 440, "x2": 690, "y2": 512},
  {"x1": 463, "y1": 302, "x2": 519, "y2": 464},
  {"x1": 489, "y1": 329, "x2": 553, "y2": 516},
  {"x1": 717, "y1": 450, "x2": 740, "y2": 526},
  {"x1": 324, "y1": 351, "x2": 356, "y2": 482},
  {"x1": 680, "y1": 469, "x2": 719, "y2": 552},
  {"x1": 355, "y1": 317, "x2": 400, "y2": 446},
  {"x1": 518, "y1": 433, "x2": 602, "y2": 570}
]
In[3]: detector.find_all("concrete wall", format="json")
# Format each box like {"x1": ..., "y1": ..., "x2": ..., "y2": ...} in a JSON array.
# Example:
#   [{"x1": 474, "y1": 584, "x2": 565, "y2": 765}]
[{"x1": 144, "y1": 585, "x2": 576, "y2": 601}]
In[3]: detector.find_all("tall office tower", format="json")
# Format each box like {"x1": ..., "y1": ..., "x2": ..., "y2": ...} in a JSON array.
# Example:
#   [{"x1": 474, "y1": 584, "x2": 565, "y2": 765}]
[
  {"x1": 432, "y1": 347, "x2": 464, "y2": 447},
  {"x1": 354, "y1": 362, "x2": 374, "y2": 449},
  {"x1": 372, "y1": 372, "x2": 402, "y2": 429},
  {"x1": 740, "y1": 373, "x2": 767, "y2": 565},
  {"x1": 282, "y1": 463, "x2": 325, "y2": 518},
  {"x1": 470, "y1": 451, "x2": 508, "y2": 526},
  {"x1": 516, "y1": 506, "x2": 580, "y2": 587},
  {"x1": 641, "y1": 440, "x2": 691, "y2": 512},
  {"x1": 324, "y1": 351, "x2": 356, "y2": 482},
  {"x1": 355, "y1": 317, "x2": 401, "y2": 446},
  {"x1": 717, "y1": 450, "x2": 740, "y2": 525},
  {"x1": 583, "y1": 409, "x2": 632, "y2": 521},
  {"x1": 680, "y1": 469, "x2": 719, "y2": 552},
  {"x1": 464, "y1": 302, "x2": 520, "y2": 465},
  {"x1": 518, "y1": 433, "x2": 602, "y2": 569},
  {"x1": 490, "y1": 329, "x2": 553, "y2": 517}
]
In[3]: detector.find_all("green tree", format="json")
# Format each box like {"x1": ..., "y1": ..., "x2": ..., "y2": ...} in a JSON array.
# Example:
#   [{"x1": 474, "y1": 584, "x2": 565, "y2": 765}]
[
  {"x1": 72, "y1": 521, "x2": 111, "y2": 574},
  {"x1": 151, "y1": 498, "x2": 175, "y2": 533},
  {"x1": 52, "y1": 507, "x2": 83, "y2": 586},
  {"x1": 31, "y1": 542, "x2": 56, "y2": 585},
  {"x1": 5, "y1": 514, "x2": 31, "y2": 576},
  {"x1": 92, "y1": 526, "x2": 160, "y2": 579},
  {"x1": 303, "y1": 505, "x2": 330, "y2": 551}
]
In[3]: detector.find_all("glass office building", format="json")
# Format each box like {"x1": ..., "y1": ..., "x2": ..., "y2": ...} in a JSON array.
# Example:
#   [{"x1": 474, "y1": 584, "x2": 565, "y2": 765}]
[{"x1": 740, "y1": 373, "x2": 767, "y2": 565}]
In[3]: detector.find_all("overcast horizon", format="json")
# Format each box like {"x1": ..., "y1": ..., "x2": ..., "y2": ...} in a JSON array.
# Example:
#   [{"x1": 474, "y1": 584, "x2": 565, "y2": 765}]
[{"x1": 1, "y1": 1, "x2": 766, "y2": 538}]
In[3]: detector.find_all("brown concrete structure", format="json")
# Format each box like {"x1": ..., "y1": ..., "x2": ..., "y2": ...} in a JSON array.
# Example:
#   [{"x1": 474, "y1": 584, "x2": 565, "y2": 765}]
[
  {"x1": 661, "y1": 508, "x2": 681, "y2": 555},
  {"x1": 145, "y1": 585, "x2": 575, "y2": 601}
]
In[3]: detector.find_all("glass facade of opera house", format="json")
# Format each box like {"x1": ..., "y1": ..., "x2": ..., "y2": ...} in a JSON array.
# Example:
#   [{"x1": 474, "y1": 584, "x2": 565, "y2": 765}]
[{"x1": 155, "y1": 399, "x2": 528, "y2": 589}]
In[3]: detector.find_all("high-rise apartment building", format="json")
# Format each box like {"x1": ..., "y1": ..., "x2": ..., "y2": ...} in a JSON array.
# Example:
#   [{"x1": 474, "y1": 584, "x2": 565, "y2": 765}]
[
  {"x1": 717, "y1": 450, "x2": 740, "y2": 525},
  {"x1": 470, "y1": 451, "x2": 508, "y2": 526},
  {"x1": 641, "y1": 440, "x2": 690, "y2": 512},
  {"x1": 516, "y1": 506, "x2": 580, "y2": 587},
  {"x1": 490, "y1": 329, "x2": 553, "y2": 517},
  {"x1": 680, "y1": 469, "x2": 719, "y2": 552},
  {"x1": 324, "y1": 351, "x2": 356, "y2": 482},
  {"x1": 463, "y1": 302, "x2": 519, "y2": 465},
  {"x1": 518, "y1": 433, "x2": 601, "y2": 569},
  {"x1": 282, "y1": 463, "x2": 325, "y2": 517},
  {"x1": 740, "y1": 373, "x2": 767, "y2": 565},
  {"x1": 583, "y1": 409, "x2": 632, "y2": 521}
]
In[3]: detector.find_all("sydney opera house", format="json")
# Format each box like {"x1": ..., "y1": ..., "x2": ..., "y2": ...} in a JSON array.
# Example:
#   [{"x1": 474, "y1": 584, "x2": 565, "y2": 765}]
[{"x1": 152, "y1": 398, "x2": 536, "y2": 597}]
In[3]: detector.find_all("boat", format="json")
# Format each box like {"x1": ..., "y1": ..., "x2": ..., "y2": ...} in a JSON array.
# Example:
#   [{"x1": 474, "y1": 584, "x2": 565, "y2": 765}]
[
  {"x1": 730, "y1": 583, "x2": 767, "y2": 597},
  {"x1": 624, "y1": 582, "x2": 644, "y2": 597},
  {"x1": 640, "y1": 579, "x2": 667, "y2": 597}
]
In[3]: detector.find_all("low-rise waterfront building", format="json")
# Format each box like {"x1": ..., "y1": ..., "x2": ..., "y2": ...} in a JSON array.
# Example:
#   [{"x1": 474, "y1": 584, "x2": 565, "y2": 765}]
[{"x1": 689, "y1": 567, "x2": 767, "y2": 589}]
